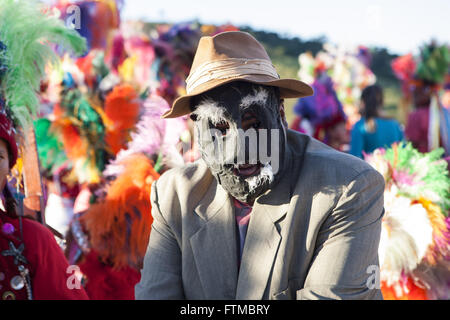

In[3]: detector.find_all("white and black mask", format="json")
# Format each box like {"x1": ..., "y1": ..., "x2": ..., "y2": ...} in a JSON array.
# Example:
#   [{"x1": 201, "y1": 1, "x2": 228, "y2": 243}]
[{"x1": 190, "y1": 81, "x2": 288, "y2": 204}]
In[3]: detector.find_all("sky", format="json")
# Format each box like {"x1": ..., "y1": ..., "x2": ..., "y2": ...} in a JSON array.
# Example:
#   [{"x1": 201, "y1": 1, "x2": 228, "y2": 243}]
[{"x1": 121, "y1": 0, "x2": 450, "y2": 55}]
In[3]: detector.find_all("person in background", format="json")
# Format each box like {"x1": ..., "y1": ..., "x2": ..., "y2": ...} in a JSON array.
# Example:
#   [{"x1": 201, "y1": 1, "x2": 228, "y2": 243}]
[
  {"x1": 0, "y1": 112, "x2": 89, "y2": 300},
  {"x1": 404, "y1": 80, "x2": 434, "y2": 153},
  {"x1": 350, "y1": 84, "x2": 404, "y2": 158},
  {"x1": 291, "y1": 73, "x2": 350, "y2": 151},
  {"x1": 401, "y1": 43, "x2": 450, "y2": 156},
  {"x1": 313, "y1": 113, "x2": 350, "y2": 152}
]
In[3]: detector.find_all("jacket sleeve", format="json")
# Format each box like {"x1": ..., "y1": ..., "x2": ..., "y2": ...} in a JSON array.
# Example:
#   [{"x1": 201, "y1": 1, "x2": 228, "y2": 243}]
[
  {"x1": 135, "y1": 179, "x2": 185, "y2": 300},
  {"x1": 297, "y1": 168, "x2": 385, "y2": 300}
]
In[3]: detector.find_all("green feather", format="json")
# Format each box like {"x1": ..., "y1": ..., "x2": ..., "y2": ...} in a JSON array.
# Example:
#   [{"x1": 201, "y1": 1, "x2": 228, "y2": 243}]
[
  {"x1": 416, "y1": 44, "x2": 450, "y2": 84},
  {"x1": 385, "y1": 142, "x2": 450, "y2": 214},
  {"x1": 0, "y1": 0, "x2": 87, "y2": 128},
  {"x1": 34, "y1": 118, "x2": 68, "y2": 175}
]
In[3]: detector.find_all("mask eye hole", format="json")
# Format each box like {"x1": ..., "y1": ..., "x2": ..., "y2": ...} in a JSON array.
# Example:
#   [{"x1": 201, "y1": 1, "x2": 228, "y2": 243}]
[
  {"x1": 241, "y1": 111, "x2": 260, "y2": 130},
  {"x1": 211, "y1": 120, "x2": 229, "y2": 135}
]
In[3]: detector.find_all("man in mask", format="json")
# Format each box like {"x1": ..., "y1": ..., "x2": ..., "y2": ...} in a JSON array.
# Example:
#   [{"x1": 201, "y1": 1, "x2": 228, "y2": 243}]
[{"x1": 136, "y1": 31, "x2": 385, "y2": 300}]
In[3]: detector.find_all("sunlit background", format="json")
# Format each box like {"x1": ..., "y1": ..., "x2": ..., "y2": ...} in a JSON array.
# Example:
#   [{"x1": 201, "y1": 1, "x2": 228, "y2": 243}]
[
  {"x1": 122, "y1": 0, "x2": 449, "y2": 55},
  {"x1": 119, "y1": 0, "x2": 450, "y2": 122}
]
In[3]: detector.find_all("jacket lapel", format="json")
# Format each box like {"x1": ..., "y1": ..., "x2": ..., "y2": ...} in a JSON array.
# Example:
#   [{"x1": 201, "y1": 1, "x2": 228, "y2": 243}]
[
  {"x1": 235, "y1": 137, "x2": 305, "y2": 300},
  {"x1": 235, "y1": 170, "x2": 292, "y2": 299},
  {"x1": 190, "y1": 179, "x2": 239, "y2": 299}
]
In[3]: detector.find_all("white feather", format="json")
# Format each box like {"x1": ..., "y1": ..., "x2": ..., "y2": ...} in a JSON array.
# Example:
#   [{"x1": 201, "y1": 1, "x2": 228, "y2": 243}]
[{"x1": 379, "y1": 186, "x2": 433, "y2": 285}]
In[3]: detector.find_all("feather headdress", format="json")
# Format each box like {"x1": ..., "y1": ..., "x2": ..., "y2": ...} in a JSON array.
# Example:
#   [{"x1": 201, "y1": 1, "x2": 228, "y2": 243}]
[
  {"x1": 416, "y1": 43, "x2": 450, "y2": 85},
  {"x1": 0, "y1": 0, "x2": 86, "y2": 128},
  {"x1": 53, "y1": 88, "x2": 107, "y2": 185},
  {"x1": 391, "y1": 43, "x2": 450, "y2": 99}
]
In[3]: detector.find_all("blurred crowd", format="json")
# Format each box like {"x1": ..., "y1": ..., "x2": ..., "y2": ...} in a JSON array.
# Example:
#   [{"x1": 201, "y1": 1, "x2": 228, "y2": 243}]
[{"x1": 1, "y1": 0, "x2": 449, "y2": 300}]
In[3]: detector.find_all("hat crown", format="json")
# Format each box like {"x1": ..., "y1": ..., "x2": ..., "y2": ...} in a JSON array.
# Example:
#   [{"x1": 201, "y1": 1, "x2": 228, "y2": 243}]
[
  {"x1": 191, "y1": 31, "x2": 271, "y2": 72},
  {"x1": 163, "y1": 31, "x2": 313, "y2": 119}
]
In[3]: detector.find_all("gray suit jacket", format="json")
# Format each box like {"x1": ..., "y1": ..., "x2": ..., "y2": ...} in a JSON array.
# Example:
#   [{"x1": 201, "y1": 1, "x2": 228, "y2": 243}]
[{"x1": 135, "y1": 130, "x2": 385, "y2": 300}]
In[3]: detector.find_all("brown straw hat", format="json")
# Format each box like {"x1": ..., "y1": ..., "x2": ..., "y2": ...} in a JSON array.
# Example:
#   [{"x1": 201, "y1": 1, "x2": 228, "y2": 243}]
[{"x1": 162, "y1": 31, "x2": 314, "y2": 118}]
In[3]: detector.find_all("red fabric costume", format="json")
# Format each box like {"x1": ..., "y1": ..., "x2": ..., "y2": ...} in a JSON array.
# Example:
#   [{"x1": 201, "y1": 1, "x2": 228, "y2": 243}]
[
  {"x1": 77, "y1": 250, "x2": 140, "y2": 300},
  {"x1": 0, "y1": 212, "x2": 89, "y2": 300},
  {"x1": 65, "y1": 154, "x2": 158, "y2": 300}
]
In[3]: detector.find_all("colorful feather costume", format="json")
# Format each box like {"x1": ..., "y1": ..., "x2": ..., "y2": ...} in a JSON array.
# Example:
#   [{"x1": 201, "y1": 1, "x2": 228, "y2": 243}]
[
  {"x1": 292, "y1": 72, "x2": 347, "y2": 142},
  {"x1": 103, "y1": 84, "x2": 141, "y2": 155},
  {"x1": 0, "y1": 0, "x2": 86, "y2": 210},
  {"x1": 42, "y1": 41, "x2": 133, "y2": 184},
  {"x1": 56, "y1": 0, "x2": 122, "y2": 52},
  {"x1": 34, "y1": 118, "x2": 68, "y2": 177},
  {"x1": 391, "y1": 44, "x2": 450, "y2": 101},
  {"x1": 392, "y1": 43, "x2": 450, "y2": 156},
  {"x1": 0, "y1": 0, "x2": 87, "y2": 300},
  {"x1": 0, "y1": 0, "x2": 89, "y2": 190},
  {"x1": 103, "y1": 94, "x2": 187, "y2": 177},
  {"x1": 365, "y1": 143, "x2": 450, "y2": 299},
  {"x1": 71, "y1": 126, "x2": 160, "y2": 299},
  {"x1": 51, "y1": 87, "x2": 107, "y2": 184},
  {"x1": 297, "y1": 44, "x2": 376, "y2": 128},
  {"x1": 80, "y1": 153, "x2": 159, "y2": 270},
  {"x1": 151, "y1": 22, "x2": 202, "y2": 105}
]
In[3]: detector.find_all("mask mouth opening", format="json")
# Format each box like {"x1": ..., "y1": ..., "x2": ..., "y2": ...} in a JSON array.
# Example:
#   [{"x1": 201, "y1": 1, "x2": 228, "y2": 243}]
[
  {"x1": 245, "y1": 162, "x2": 275, "y2": 194},
  {"x1": 233, "y1": 161, "x2": 262, "y2": 177},
  {"x1": 230, "y1": 161, "x2": 274, "y2": 186}
]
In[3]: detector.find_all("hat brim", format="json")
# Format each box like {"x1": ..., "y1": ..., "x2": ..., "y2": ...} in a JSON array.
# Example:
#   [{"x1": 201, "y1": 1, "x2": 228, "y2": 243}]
[{"x1": 162, "y1": 75, "x2": 314, "y2": 118}]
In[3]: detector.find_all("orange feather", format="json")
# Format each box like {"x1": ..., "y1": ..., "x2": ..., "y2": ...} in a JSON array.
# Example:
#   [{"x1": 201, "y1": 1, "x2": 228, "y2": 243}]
[
  {"x1": 81, "y1": 154, "x2": 159, "y2": 270},
  {"x1": 104, "y1": 84, "x2": 141, "y2": 155},
  {"x1": 381, "y1": 278, "x2": 428, "y2": 300},
  {"x1": 54, "y1": 118, "x2": 88, "y2": 160},
  {"x1": 417, "y1": 198, "x2": 450, "y2": 265}
]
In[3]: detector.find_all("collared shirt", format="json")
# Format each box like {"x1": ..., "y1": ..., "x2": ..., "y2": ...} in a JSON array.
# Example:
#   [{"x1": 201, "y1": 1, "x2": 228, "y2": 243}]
[{"x1": 233, "y1": 198, "x2": 252, "y2": 268}]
